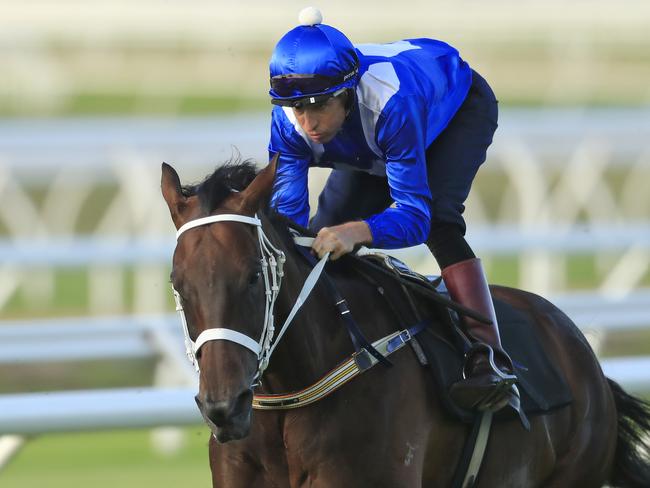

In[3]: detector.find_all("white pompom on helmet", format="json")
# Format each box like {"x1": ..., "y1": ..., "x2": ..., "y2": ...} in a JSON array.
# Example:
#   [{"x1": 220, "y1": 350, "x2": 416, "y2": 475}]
[{"x1": 269, "y1": 8, "x2": 359, "y2": 107}]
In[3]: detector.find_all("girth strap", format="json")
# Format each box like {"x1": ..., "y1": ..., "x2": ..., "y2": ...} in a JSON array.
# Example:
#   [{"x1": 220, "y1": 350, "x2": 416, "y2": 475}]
[{"x1": 451, "y1": 411, "x2": 494, "y2": 488}]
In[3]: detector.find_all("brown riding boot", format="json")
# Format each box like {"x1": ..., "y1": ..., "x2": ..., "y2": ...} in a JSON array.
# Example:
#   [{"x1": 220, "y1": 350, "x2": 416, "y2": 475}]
[{"x1": 442, "y1": 258, "x2": 519, "y2": 412}]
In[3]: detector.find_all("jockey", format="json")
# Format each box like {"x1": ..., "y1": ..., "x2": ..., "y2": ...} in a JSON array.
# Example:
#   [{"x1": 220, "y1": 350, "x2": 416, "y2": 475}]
[{"x1": 267, "y1": 8, "x2": 517, "y2": 412}]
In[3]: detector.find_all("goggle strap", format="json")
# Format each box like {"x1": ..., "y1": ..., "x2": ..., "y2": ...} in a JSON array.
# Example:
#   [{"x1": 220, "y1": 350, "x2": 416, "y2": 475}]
[{"x1": 270, "y1": 88, "x2": 348, "y2": 108}]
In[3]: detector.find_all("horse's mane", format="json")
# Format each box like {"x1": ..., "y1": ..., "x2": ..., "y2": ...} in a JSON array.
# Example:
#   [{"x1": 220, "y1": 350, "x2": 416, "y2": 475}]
[
  {"x1": 181, "y1": 157, "x2": 316, "y2": 243},
  {"x1": 181, "y1": 157, "x2": 258, "y2": 213}
]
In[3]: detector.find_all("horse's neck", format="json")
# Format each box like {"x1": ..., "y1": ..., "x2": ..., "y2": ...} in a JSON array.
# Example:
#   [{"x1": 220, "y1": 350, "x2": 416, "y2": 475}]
[{"x1": 259, "y1": 215, "x2": 353, "y2": 392}]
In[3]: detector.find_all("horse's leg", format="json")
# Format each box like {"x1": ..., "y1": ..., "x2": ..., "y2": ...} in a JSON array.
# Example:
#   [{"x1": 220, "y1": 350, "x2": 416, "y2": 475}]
[
  {"x1": 418, "y1": 398, "x2": 560, "y2": 487},
  {"x1": 283, "y1": 348, "x2": 434, "y2": 488},
  {"x1": 534, "y1": 349, "x2": 616, "y2": 487},
  {"x1": 534, "y1": 382, "x2": 616, "y2": 487},
  {"x1": 420, "y1": 402, "x2": 565, "y2": 487},
  {"x1": 297, "y1": 432, "x2": 429, "y2": 488},
  {"x1": 470, "y1": 415, "x2": 562, "y2": 487},
  {"x1": 208, "y1": 435, "x2": 264, "y2": 487},
  {"x1": 478, "y1": 287, "x2": 618, "y2": 487},
  {"x1": 209, "y1": 429, "x2": 292, "y2": 487},
  {"x1": 421, "y1": 286, "x2": 618, "y2": 487},
  {"x1": 208, "y1": 410, "x2": 294, "y2": 488}
]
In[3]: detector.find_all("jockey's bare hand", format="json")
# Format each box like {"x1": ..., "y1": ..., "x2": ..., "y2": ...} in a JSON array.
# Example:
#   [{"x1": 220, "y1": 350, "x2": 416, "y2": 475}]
[{"x1": 312, "y1": 221, "x2": 373, "y2": 260}]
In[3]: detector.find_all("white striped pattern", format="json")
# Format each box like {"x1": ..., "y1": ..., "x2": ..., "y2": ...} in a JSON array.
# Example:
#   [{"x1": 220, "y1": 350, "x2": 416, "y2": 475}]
[{"x1": 356, "y1": 62, "x2": 401, "y2": 159}]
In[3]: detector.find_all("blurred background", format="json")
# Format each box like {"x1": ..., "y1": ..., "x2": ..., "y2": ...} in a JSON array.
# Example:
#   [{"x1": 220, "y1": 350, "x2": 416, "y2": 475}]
[{"x1": 0, "y1": 1, "x2": 649, "y2": 486}]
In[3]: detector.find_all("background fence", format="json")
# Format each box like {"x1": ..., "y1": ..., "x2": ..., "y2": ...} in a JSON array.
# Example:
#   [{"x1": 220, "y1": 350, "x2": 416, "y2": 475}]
[
  {"x1": 1, "y1": 110, "x2": 649, "y2": 315},
  {"x1": 1, "y1": 111, "x2": 649, "y2": 468}
]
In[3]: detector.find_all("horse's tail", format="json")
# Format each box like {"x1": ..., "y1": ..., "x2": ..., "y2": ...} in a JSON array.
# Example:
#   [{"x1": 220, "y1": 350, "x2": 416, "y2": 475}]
[{"x1": 608, "y1": 378, "x2": 650, "y2": 488}]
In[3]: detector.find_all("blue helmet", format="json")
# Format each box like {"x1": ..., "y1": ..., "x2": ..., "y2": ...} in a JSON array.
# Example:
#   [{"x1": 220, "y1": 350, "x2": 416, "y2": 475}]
[{"x1": 269, "y1": 14, "x2": 359, "y2": 107}]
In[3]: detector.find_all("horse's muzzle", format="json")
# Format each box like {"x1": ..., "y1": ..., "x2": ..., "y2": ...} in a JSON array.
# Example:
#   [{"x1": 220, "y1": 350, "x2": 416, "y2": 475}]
[{"x1": 195, "y1": 390, "x2": 253, "y2": 442}]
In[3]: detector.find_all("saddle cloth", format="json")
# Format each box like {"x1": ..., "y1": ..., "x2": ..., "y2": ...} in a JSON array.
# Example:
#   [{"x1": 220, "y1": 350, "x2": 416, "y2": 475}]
[{"x1": 357, "y1": 252, "x2": 574, "y2": 423}]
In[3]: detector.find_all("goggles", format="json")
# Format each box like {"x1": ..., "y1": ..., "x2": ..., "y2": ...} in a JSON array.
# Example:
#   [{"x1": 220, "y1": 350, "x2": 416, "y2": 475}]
[{"x1": 270, "y1": 65, "x2": 358, "y2": 107}]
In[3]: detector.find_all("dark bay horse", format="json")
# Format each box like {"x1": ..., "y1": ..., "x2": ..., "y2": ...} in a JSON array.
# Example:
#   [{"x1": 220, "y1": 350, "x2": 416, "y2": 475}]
[{"x1": 161, "y1": 157, "x2": 650, "y2": 487}]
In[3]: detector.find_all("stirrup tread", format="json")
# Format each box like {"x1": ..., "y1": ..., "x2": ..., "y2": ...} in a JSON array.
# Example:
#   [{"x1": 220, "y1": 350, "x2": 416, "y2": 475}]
[{"x1": 477, "y1": 381, "x2": 516, "y2": 411}]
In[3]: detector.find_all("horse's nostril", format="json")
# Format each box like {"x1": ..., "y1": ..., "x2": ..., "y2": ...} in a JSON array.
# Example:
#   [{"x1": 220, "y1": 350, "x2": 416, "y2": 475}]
[
  {"x1": 204, "y1": 399, "x2": 233, "y2": 426},
  {"x1": 196, "y1": 390, "x2": 253, "y2": 428}
]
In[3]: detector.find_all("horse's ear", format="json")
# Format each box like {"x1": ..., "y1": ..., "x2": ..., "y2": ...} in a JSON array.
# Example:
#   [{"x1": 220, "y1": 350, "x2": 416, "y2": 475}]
[
  {"x1": 161, "y1": 162, "x2": 188, "y2": 228},
  {"x1": 238, "y1": 153, "x2": 279, "y2": 215}
]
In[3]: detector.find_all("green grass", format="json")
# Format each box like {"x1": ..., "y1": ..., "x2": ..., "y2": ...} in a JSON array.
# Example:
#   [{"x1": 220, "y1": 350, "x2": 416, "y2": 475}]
[
  {"x1": 3, "y1": 92, "x2": 647, "y2": 118},
  {"x1": 0, "y1": 93, "x2": 271, "y2": 117},
  {"x1": 0, "y1": 427, "x2": 213, "y2": 488},
  {"x1": 0, "y1": 359, "x2": 154, "y2": 395},
  {"x1": 67, "y1": 93, "x2": 268, "y2": 116},
  {"x1": 602, "y1": 330, "x2": 650, "y2": 358},
  {"x1": 0, "y1": 267, "x2": 176, "y2": 320}
]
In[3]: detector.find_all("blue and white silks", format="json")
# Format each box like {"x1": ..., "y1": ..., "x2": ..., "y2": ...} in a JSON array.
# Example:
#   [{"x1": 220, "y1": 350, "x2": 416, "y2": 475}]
[{"x1": 269, "y1": 39, "x2": 472, "y2": 249}]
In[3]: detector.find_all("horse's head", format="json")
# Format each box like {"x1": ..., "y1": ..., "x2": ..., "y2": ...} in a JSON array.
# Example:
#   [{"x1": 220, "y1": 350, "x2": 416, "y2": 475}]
[{"x1": 161, "y1": 155, "x2": 278, "y2": 442}]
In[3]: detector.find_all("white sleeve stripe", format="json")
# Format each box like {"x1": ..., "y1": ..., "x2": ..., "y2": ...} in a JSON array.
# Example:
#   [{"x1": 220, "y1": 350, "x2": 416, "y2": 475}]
[{"x1": 356, "y1": 62, "x2": 401, "y2": 158}]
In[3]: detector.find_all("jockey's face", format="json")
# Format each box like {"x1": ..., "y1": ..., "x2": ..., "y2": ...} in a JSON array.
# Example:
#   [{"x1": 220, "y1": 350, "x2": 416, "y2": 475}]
[{"x1": 292, "y1": 93, "x2": 347, "y2": 144}]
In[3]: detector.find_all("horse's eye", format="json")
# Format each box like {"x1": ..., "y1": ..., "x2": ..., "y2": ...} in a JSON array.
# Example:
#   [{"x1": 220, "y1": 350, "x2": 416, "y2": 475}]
[{"x1": 248, "y1": 270, "x2": 261, "y2": 285}]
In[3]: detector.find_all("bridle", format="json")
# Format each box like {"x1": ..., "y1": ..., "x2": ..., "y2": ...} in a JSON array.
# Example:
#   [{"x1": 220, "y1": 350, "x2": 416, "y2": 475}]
[{"x1": 172, "y1": 213, "x2": 328, "y2": 381}]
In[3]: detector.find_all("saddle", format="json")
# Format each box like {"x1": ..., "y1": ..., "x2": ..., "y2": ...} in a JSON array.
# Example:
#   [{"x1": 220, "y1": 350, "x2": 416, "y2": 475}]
[{"x1": 352, "y1": 251, "x2": 573, "y2": 424}]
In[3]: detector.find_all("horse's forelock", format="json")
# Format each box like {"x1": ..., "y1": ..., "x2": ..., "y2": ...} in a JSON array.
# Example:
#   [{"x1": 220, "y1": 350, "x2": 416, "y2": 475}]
[{"x1": 182, "y1": 159, "x2": 259, "y2": 213}]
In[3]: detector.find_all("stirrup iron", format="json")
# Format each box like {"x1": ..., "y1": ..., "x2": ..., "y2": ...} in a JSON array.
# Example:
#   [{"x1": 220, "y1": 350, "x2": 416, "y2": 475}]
[{"x1": 461, "y1": 343, "x2": 517, "y2": 383}]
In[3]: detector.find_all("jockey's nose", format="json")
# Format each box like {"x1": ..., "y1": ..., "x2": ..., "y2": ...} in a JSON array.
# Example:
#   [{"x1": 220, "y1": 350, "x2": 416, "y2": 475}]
[{"x1": 302, "y1": 111, "x2": 318, "y2": 131}]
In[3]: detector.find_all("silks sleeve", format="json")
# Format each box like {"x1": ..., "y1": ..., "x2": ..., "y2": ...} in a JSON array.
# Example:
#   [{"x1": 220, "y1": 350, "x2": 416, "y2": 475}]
[
  {"x1": 268, "y1": 109, "x2": 312, "y2": 227},
  {"x1": 364, "y1": 95, "x2": 432, "y2": 249}
]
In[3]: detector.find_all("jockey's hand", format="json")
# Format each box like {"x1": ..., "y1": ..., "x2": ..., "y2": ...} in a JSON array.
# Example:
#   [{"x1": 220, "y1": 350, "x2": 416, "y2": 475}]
[{"x1": 312, "y1": 221, "x2": 373, "y2": 260}]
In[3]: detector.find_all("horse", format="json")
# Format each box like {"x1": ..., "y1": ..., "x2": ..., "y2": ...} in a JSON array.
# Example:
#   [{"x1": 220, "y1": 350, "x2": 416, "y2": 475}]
[{"x1": 161, "y1": 156, "x2": 650, "y2": 487}]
